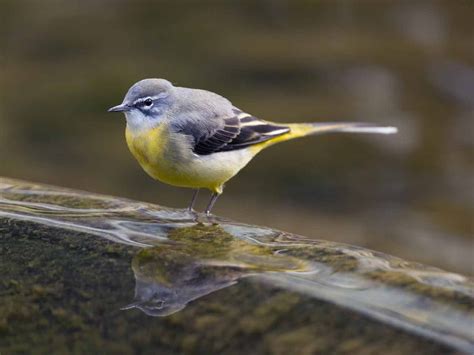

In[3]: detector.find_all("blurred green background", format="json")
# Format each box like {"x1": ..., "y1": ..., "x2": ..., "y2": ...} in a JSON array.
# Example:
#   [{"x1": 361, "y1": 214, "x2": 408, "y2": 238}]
[{"x1": 0, "y1": 0, "x2": 472, "y2": 273}]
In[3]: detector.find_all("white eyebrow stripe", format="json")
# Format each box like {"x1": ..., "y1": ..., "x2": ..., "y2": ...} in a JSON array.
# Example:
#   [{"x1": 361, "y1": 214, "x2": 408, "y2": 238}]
[
  {"x1": 132, "y1": 94, "x2": 167, "y2": 105},
  {"x1": 133, "y1": 98, "x2": 146, "y2": 105}
]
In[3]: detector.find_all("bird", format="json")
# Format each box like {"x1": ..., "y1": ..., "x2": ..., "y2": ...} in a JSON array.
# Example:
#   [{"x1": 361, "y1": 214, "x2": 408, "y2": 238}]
[{"x1": 108, "y1": 78, "x2": 397, "y2": 215}]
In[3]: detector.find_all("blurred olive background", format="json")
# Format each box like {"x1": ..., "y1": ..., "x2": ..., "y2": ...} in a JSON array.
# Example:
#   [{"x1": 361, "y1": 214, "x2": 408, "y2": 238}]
[{"x1": 0, "y1": 0, "x2": 472, "y2": 273}]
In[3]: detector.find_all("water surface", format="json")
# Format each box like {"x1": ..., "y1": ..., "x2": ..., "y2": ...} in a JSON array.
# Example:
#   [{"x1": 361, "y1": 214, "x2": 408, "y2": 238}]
[{"x1": 1, "y1": 178, "x2": 473, "y2": 354}]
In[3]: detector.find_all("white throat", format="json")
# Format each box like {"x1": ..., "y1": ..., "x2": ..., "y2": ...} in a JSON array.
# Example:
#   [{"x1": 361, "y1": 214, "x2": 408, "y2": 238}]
[{"x1": 124, "y1": 110, "x2": 164, "y2": 134}]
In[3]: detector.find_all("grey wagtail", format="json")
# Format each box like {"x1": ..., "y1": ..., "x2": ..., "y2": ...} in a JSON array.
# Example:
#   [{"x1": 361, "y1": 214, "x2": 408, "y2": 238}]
[{"x1": 109, "y1": 79, "x2": 397, "y2": 215}]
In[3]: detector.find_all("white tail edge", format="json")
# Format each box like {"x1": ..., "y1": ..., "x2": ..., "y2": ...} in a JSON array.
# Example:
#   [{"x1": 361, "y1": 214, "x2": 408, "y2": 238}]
[
  {"x1": 338, "y1": 126, "x2": 398, "y2": 135},
  {"x1": 308, "y1": 122, "x2": 398, "y2": 135}
]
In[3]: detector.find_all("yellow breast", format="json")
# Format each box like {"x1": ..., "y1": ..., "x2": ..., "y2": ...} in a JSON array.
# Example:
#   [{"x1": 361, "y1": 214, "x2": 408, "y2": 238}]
[
  {"x1": 125, "y1": 123, "x2": 258, "y2": 193},
  {"x1": 125, "y1": 124, "x2": 174, "y2": 182}
]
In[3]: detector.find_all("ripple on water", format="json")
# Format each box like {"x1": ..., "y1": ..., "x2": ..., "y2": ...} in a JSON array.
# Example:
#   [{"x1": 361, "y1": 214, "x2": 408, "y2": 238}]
[{"x1": 1, "y1": 178, "x2": 473, "y2": 353}]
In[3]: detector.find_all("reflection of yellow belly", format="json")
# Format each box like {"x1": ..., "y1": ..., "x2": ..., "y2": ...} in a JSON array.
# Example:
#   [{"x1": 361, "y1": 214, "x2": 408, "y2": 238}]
[{"x1": 125, "y1": 124, "x2": 256, "y2": 193}]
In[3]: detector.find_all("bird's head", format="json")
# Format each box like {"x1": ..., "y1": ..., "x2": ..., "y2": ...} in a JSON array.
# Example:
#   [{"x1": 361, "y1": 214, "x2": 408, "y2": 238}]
[{"x1": 108, "y1": 78, "x2": 174, "y2": 130}]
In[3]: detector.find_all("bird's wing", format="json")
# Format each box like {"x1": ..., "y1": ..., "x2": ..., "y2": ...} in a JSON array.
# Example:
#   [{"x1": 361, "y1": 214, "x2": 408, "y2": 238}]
[{"x1": 190, "y1": 108, "x2": 290, "y2": 155}]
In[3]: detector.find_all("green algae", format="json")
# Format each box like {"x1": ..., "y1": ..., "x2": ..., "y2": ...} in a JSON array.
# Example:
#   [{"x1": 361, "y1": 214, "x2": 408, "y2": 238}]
[
  {"x1": 1, "y1": 178, "x2": 473, "y2": 354},
  {"x1": 0, "y1": 219, "x2": 135, "y2": 354},
  {"x1": 281, "y1": 245, "x2": 360, "y2": 273},
  {"x1": 367, "y1": 270, "x2": 474, "y2": 310},
  {"x1": 0, "y1": 178, "x2": 119, "y2": 210},
  {"x1": 166, "y1": 223, "x2": 309, "y2": 272},
  {"x1": 0, "y1": 191, "x2": 117, "y2": 210},
  {"x1": 2, "y1": 220, "x2": 459, "y2": 355}
]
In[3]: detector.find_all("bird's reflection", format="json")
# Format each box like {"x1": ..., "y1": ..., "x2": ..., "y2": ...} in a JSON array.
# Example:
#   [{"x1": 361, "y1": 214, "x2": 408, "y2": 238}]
[
  {"x1": 122, "y1": 248, "x2": 243, "y2": 316},
  {"x1": 122, "y1": 223, "x2": 309, "y2": 317}
]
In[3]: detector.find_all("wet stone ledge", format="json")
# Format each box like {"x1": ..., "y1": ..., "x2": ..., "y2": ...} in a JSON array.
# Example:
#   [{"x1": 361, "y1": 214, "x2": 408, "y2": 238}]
[{"x1": 0, "y1": 177, "x2": 473, "y2": 354}]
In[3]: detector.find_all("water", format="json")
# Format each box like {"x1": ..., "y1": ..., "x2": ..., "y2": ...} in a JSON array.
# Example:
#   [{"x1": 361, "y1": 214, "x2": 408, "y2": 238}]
[{"x1": 0, "y1": 177, "x2": 473, "y2": 354}]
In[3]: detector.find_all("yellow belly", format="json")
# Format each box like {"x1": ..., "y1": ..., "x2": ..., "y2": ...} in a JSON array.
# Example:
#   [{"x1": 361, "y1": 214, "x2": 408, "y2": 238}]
[{"x1": 125, "y1": 124, "x2": 256, "y2": 193}]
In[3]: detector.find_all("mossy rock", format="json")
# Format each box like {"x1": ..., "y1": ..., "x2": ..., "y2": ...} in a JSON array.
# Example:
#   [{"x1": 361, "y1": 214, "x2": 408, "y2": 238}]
[{"x1": 1, "y1": 177, "x2": 473, "y2": 354}]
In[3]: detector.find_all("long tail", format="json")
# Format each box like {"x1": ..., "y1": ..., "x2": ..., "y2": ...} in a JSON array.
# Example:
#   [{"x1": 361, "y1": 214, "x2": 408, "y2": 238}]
[
  {"x1": 255, "y1": 122, "x2": 397, "y2": 150},
  {"x1": 288, "y1": 122, "x2": 397, "y2": 137}
]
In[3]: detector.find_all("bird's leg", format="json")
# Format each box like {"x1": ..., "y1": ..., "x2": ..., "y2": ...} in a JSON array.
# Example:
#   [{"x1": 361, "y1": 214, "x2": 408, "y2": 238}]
[
  {"x1": 204, "y1": 192, "x2": 220, "y2": 216},
  {"x1": 187, "y1": 189, "x2": 200, "y2": 211}
]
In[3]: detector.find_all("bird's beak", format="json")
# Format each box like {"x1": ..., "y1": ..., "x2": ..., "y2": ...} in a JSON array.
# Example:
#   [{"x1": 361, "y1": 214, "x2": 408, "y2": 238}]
[{"x1": 108, "y1": 103, "x2": 130, "y2": 113}]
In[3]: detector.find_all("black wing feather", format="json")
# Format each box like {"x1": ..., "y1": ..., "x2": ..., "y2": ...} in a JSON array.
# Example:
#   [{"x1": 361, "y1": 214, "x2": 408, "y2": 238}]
[
  {"x1": 193, "y1": 116, "x2": 240, "y2": 155},
  {"x1": 192, "y1": 111, "x2": 290, "y2": 155}
]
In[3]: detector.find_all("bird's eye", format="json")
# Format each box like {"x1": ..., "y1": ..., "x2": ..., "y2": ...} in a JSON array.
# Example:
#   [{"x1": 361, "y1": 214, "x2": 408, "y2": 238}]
[{"x1": 144, "y1": 98, "x2": 153, "y2": 106}]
